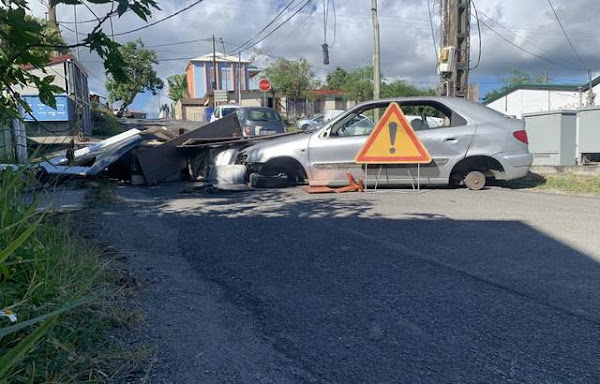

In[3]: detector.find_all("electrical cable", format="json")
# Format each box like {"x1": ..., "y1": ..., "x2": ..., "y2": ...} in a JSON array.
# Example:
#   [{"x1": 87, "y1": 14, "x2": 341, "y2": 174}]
[
  {"x1": 469, "y1": 0, "x2": 482, "y2": 71},
  {"x1": 329, "y1": 0, "x2": 336, "y2": 47},
  {"x1": 58, "y1": 10, "x2": 122, "y2": 24},
  {"x1": 231, "y1": 0, "x2": 312, "y2": 54},
  {"x1": 232, "y1": 0, "x2": 299, "y2": 54},
  {"x1": 546, "y1": 0, "x2": 587, "y2": 70},
  {"x1": 477, "y1": 17, "x2": 580, "y2": 71},
  {"x1": 426, "y1": 0, "x2": 438, "y2": 65},
  {"x1": 113, "y1": 0, "x2": 204, "y2": 37}
]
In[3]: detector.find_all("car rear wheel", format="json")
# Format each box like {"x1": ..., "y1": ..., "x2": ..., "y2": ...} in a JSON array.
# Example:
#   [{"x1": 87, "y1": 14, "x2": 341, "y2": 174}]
[{"x1": 464, "y1": 170, "x2": 486, "y2": 191}]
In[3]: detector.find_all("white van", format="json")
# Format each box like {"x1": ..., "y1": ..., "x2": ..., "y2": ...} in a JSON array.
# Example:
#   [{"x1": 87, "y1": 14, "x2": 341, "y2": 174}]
[{"x1": 210, "y1": 105, "x2": 240, "y2": 122}]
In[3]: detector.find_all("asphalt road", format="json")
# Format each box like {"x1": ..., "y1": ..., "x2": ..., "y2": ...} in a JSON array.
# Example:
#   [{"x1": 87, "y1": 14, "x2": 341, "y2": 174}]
[{"x1": 94, "y1": 184, "x2": 600, "y2": 383}]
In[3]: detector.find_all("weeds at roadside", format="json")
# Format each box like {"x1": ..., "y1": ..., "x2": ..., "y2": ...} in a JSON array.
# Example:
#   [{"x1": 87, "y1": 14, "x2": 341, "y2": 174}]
[
  {"x1": 0, "y1": 168, "x2": 150, "y2": 382},
  {"x1": 536, "y1": 173, "x2": 600, "y2": 195}
]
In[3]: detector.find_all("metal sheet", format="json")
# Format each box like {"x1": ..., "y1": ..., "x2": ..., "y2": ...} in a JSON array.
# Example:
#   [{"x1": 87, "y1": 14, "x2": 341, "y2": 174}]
[{"x1": 136, "y1": 113, "x2": 243, "y2": 185}]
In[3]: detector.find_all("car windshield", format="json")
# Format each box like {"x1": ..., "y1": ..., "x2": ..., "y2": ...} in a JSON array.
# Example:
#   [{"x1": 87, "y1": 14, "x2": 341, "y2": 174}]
[
  {"x1": 222, "y1": 107, "x2": 238, "y2": 116},
  {"x1": 244, "y1": 108, "x2": 280, "y2": 122}
]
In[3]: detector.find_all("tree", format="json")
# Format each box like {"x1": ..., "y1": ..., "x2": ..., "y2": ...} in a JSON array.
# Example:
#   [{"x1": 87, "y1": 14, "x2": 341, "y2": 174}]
[
  {"x1": 106, "y1": 39, "x2": 163, "y2": 116},
  {"x1": 483, "y1": 68, "x2": 549, "y2": 103},
  {"x1": 342, "y1": 66, "x2": 374, "y2": 102},
  {"x1": 326, "y1": 66, "x2": 348, "y2": 90},
  {"x1": 263, "y1": 57, "x2": 316, "y2": 119},
  {"x1": 166, "y1": 74, "x2": 188, "y2": 103},
  {"x1": 0, "y1": 0, "x2": 159, "y2": 121},
  {"x1": 381, "y1": 80, "x2": 435, "y2": 98}
]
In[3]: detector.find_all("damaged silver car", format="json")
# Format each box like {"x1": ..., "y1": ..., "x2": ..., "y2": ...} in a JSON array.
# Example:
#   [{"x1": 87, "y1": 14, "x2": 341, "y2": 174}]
[{"x1": 238, "y1": 97, "x2": 533, "y2": 190}]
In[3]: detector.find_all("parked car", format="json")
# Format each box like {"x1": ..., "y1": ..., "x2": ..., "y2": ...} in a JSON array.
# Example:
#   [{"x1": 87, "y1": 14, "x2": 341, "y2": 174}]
[
  {"x1": 236, "y1": 107, "x2": 286, "y2": 137},
  {"x1": 296, "y1": 114, "x2": 325, "y2": 131},
  {"x1": 210, "y1": 105, "x2": 240, "y2": 122},
  {"x1": 238, "y1": 97, "x2": 533, "y2": 190}
]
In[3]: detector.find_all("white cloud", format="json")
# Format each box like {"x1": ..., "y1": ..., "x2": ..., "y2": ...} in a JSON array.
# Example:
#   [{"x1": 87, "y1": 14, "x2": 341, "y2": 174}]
[{"x1": 27, "y1": 0, "x2": 599, "y2": 110}]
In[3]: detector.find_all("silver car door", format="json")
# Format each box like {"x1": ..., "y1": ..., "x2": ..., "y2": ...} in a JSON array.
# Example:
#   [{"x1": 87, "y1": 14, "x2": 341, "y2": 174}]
[
  {"x1": 307, "y1": 133, "x2": 368, "y2": 186},
  {"x1": 413, "y1": 124, "x2": 476, "y2": 182}
]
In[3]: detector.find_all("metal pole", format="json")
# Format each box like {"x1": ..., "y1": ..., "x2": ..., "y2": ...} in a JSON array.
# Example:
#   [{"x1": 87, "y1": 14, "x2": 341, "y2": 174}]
[
  {"x1": 371, "y1": 0, "x2": 381, "y2": 101},
  {"x1": 588, "y1": 68, "x2": 595, "y2": 106},
  {"x1": 212, "y1": 35, "x2": 217, "y2": 108},
  {"x1": 238, "y1": 53, "x2": 242, "y2": 105},
  {"x1": 73, "y1": 5, "x2": 80, "y2": 61},
  {"x1": 220, "y1": 38, "x2": 229, "y2": 92}
]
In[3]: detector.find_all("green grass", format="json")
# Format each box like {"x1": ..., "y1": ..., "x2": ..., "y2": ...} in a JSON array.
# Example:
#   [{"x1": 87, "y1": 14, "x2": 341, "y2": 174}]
[
  {"x1": 0, "y1": 169, "x2": 149, "y2": 382},
  {"x1": 537, "y1": 173, "x2": 600, "y2": 195}
]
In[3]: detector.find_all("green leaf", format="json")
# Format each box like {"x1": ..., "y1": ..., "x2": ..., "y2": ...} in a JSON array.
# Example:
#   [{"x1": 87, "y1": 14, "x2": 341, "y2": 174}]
[
  {"x1": 0, "y1": 296, "x2": 94, "y2": 339},
  {"x1": 0, "y1": 316, "x2": 58, "y2": 379},
  {"x1": 0, "y1": 213, "x2": 44, "y2": 265}
]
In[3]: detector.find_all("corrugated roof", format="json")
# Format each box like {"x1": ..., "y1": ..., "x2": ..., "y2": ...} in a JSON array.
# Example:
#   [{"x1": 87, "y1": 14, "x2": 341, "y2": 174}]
[{"x1": 484, "y1": 76, "x2": 600, "y2": 105}]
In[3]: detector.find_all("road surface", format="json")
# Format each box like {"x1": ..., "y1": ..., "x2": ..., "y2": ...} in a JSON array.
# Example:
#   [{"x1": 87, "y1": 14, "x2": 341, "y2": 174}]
[{"x1": 93, "y1": 183, "x2": 600, "y2": 383}]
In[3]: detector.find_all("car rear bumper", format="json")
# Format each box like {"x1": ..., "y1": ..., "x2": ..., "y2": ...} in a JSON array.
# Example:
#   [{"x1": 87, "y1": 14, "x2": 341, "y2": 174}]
[{"x1": 494, "y1": 152, "x2": 533, "y2": 180}]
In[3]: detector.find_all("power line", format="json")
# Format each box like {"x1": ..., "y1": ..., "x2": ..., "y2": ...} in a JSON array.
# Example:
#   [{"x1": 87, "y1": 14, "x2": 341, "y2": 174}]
[
  {"x1": 146, "y1": 38, "x2": 213, "y2": 48},
  {"x1": 113, "y1": 0, "x2": 204, "y2": 37},
  {"x1": 546, "y1": 0, "x2": 587, "y2": 70},
  {"x1": 476, "y1": 17, "x2": 580, "y2": 71},
  {"x1": 234, "y1": 0, "x2": 298, "y2": 54},
  {"x1": 469, "y1": 0, "x2": 482, "y2": 71},
  {"x1": 426, "y1": 0, "x2": 438, "y2": 65},
  {"x1": 58, "y1": 10, "x2": 121, "y2": 24},
  {"x1": 231, "y1": 0, "x2": 312, "y2": 54}
]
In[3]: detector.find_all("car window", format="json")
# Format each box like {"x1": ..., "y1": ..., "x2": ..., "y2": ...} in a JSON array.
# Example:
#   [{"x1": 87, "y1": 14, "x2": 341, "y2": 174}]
[
  {"x1": 398, "y1": 101, "x2": 466, "y2": 129},
  {"x1": 245, "y1": 108, "x2": 280, "y2": 122},
  {"x1": 401, "y1": 105, "x2": 451, "y2": 131},
  {"x1": 313, "y1": 115, "x2": 324, "y2": 123},
  {"x1": 222, "y1": 107, "x2": 238, "y2": 117},
  {"x1": 330, "y1": 106, "x2": 387, "y2": 137}
]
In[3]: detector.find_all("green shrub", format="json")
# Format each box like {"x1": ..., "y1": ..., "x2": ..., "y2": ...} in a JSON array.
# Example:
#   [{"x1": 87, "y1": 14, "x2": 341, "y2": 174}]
[{"x1": 0, "y1": 169, "x2": 143, "y2": 382}]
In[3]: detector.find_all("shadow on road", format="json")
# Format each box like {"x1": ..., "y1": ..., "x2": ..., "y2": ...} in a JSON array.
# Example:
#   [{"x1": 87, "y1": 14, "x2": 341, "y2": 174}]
[{"x1": 104, "y1": 185, "x2": 600, "y2": 382}]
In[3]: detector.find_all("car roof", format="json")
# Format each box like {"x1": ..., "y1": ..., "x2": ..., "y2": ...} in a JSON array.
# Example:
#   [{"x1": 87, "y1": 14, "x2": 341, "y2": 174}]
[{"x1": 352, "y1": 97, "x2": 510, "y2": 123}]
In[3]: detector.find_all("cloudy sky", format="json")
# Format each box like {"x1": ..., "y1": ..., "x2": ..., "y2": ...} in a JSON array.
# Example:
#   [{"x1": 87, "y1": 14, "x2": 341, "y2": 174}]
[{"x1": 29, "y1": 0, "x2": 600, "y2": 116}]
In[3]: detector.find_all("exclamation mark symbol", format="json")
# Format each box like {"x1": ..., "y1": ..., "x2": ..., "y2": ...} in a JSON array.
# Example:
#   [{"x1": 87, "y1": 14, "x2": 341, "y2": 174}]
[{"x1": 389, "y1": 122, "x2": 398, "y2": 154}]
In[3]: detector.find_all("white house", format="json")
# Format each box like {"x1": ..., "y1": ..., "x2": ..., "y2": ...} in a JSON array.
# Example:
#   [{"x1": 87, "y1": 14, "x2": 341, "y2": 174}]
[{"x1": 484, "y1": 77, "x2": 600, "y2": 118}]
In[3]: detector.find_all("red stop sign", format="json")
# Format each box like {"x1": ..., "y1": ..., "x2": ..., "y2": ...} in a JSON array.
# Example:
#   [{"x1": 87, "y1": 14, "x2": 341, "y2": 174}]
[{"x1": 259, "y1": 78, "x2": 271, "y2": 92}]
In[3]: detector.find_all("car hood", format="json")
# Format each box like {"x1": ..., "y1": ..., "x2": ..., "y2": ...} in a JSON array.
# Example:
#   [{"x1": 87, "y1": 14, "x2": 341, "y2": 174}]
[{"x1": 241, "y1": 132, "x2": 311, "y2": 163}]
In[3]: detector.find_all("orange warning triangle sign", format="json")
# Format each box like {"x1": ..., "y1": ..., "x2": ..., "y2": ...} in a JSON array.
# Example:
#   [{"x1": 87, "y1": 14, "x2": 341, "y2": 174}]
[{"x1": 355, "y1": 103, "x2": 432, "y2": 164}]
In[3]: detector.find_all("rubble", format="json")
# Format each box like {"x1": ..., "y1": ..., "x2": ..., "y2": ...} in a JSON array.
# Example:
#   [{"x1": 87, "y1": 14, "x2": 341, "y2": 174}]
[{"x1": 29, "y1": 113, "x2": 295, "y2": 187}]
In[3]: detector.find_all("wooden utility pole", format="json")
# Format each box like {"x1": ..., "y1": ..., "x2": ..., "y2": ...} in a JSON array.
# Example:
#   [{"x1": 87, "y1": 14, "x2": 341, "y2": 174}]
[
  {"x1": 212, "y1": 35, "x2": 217, "y2": 107},
  {"x1": 47, "y1": 4, "x2": 58, "y2": 28},
  {"x1": 371, "y1": 0, "x2": 381, "y2": 101},
  {"x1": 438, "y1": 0, "x2": 471, "y2": 98}
]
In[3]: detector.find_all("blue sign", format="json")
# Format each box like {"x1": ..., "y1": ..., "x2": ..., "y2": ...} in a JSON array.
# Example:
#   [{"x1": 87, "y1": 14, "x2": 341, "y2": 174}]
[{"x1": 22, "y1": 95, "x2": 72, "y2": 122}]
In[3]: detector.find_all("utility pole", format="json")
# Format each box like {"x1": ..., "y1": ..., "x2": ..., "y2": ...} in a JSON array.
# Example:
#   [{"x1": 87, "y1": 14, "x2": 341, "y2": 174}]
[
  {"x1": 438, "y1": 0, "x2": 471, "y2": 98},
  {"x1": 212, "y1": 35, "x2": 217, "y2": 108},
  {"x1": 371, "y1": 0, "x2": 381, "y2": 101},
  {"x1": 587, "y1": 68, "x2": 596, "y2": 106},
  {"x1": 47, "y1": 4, "x2": 58, "y2": 28},
  {"x1": 238, "y1": 52, "x2": 242, "y2": 105},
  {"x1": 73, "y1": 5, "x2": 80, "y2": 61}
]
